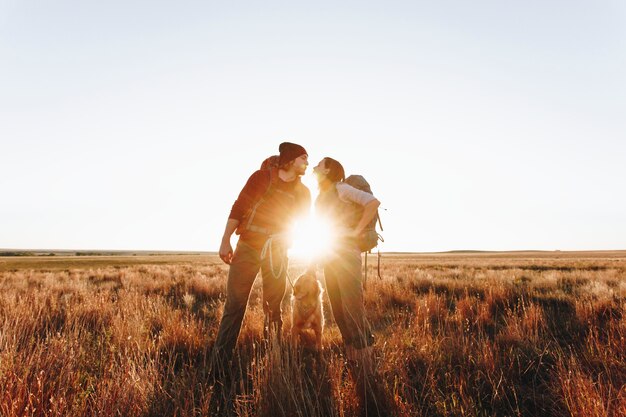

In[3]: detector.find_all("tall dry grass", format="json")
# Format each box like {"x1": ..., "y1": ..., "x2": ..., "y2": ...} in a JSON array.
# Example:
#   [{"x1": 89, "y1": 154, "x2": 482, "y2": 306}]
[{"x1": 0, "y1": 254, "x2": 624, "y2": 416}]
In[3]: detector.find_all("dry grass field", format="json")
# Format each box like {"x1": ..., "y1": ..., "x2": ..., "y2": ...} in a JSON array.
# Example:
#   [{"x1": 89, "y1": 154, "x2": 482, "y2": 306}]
[{"x1": 1, "y1": 251, "x2": 625, "y2": 416}]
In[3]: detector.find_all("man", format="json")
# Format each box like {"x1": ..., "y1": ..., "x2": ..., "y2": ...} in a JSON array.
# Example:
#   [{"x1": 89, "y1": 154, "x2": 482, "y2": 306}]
[{"x1": 214, "y1": 142, "x2": 311, "y2": 367}]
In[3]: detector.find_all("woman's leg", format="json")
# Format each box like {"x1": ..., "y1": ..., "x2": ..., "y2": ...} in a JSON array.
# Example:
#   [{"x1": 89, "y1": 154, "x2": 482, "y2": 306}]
[
  {"x1": 324, "y1": 248, "x2": 374, "y2": 349},
  {"x1": 324, "y1": 260, "x2": 351, "y2": 343}
]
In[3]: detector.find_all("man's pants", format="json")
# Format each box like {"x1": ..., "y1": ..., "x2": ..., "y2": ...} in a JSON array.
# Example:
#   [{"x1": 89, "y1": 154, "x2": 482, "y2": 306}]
[
  {"x1": 324, "y1": 247, "x2": 374, "y2": 349},
  {"x1": 213, "y1": 239, "x2": 287, "y2": 364}
]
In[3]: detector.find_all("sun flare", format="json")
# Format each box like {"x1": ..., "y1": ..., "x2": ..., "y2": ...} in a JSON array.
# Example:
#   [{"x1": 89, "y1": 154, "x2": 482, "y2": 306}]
[{"x1": 288, "y1": 214, "x2": 335, "y2": 261}]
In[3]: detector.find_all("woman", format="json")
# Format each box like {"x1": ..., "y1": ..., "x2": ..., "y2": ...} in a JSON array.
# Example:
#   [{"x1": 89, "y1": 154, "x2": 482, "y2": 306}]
[{"x1": 313, "y1": 157, "x2": 380, "y2": 373}]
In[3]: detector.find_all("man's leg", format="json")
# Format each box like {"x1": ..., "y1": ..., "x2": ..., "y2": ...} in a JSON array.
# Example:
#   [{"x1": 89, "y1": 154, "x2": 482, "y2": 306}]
[
  {"x1": 261, "y1": 249, "x2": 288, "y2": 343},
  {"x1": 209, "y1": 241, "x2": 261, "y2": 416},
  {"x1": 212, "y1": 240, "x2": 261, "y2": 371}
]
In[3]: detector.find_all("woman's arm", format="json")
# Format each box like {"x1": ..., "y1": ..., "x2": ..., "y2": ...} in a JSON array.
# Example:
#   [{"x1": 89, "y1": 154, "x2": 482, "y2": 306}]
[
  {"x1": 353, "y1": 199, "x2": 380, "y2": 236},
  {"x1": 336, "y1": 183, "x2": 381, "y2": 237}
]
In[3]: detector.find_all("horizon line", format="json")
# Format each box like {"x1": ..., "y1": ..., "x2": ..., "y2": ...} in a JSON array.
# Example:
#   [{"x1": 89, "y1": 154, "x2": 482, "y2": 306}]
[{"x1": 2, "y1": 248, "x2": 626, "y2": 256}]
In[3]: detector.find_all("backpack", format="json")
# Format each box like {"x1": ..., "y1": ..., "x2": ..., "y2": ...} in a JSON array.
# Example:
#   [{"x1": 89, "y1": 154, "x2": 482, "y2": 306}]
[
  {"x1": 236, "y1": 156, "x2": 304, "y2": 236},
  {"x1": 260, "y1": 155, "x2": 280, "y2": 170},
  {"x1": 343, "y1": 175, "x2": 384, "y2": 253}
]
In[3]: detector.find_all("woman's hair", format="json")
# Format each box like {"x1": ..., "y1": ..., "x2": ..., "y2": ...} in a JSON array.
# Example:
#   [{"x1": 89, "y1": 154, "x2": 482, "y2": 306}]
[{"x1": 323, "y1": 157, "x2": 345, "y2": 183}]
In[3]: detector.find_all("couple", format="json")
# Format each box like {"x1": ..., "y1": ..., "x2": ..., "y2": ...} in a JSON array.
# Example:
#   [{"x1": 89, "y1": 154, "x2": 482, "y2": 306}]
[{"x1": 214, "y1": 142, "x2": 380, "y2": 372}]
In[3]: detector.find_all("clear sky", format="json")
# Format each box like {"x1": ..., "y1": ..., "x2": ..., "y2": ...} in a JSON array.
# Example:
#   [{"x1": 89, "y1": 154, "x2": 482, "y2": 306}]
[{"x1": 1, "y1": 0, "x2": 625, "y2": 253}]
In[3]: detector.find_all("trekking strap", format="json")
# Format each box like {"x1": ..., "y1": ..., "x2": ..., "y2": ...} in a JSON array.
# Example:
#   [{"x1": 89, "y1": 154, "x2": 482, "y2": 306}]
[
  {"x1": 377, "y1": 249, "x2": 382, "y2": 280},
  {"x1": 260, "y1": 234, "x2": 288, "y2": 280},
  {"x1": 363, "y1": 232, "x2": 385, "y2": 288},
  {"x1": 363, "y1": 250, "x2": 383, "y2": 285},
  {"x1": 364, "y1": 252, "x2": 368, "y2": 289},
  {"x1": 358, "y1": 208, "x2": 384, "y2": 289}
]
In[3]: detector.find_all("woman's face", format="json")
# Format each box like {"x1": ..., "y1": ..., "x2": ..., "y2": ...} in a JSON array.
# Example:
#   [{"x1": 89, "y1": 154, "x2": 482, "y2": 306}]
[{"x1": 313, "y1": 159, "x2": 329, "y2": 183}]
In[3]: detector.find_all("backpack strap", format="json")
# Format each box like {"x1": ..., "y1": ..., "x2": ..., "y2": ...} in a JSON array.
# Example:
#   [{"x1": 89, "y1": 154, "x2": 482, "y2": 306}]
[{"x1": 239, "y1": 169, "x2": 279, "y2": 235}]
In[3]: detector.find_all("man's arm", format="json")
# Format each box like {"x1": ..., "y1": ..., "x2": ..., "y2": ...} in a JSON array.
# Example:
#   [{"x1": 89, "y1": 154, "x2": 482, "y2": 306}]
[
  {"x1": 219, "y1": 170, "x2": 269, "y2": 264},
  {"x1": 219, "y1": 218, "x2": 240, "y2": 264}
]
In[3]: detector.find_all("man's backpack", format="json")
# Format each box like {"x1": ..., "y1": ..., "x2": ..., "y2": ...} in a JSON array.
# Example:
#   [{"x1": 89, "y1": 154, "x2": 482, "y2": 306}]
[
  {"x1": 260, "y1": 155, "x2": 280, "y2": 170},
  {"x1": 343, "y1": 175, "x2": 384, "y2": 253},
  {"x1": 236, "y1": 155, "x2": 304, "y2": 236}
]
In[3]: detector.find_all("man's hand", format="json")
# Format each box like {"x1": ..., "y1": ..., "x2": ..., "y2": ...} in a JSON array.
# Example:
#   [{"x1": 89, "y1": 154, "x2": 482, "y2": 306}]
[
  {"x1": 219, "y1": 240, "x2": 234, "y2": 264},
  {"x1": 219, "y1": 218, "x2": 239, "y2": 265}
]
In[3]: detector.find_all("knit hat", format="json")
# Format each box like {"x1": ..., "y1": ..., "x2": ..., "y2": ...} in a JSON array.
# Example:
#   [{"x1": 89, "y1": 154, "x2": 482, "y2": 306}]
[{"x1": 278, "y1": 142, "x2": 307, "y2": 166}]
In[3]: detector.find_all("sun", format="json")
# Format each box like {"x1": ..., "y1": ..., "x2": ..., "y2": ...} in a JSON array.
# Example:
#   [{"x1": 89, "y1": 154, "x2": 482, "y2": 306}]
[{"x1": 288, "y1": 214, "x2": 335, "y2": 261}]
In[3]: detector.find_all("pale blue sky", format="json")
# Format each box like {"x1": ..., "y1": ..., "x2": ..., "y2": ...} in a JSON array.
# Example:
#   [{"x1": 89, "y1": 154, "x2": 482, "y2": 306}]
[{"x1": 1, "y1": 0, "x2": 625, "y2": 252}]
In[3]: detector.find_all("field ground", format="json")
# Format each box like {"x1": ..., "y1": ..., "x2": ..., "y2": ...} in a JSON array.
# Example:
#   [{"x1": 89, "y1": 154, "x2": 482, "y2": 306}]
[
  {"x1": 0, "y1": 254, "x2": 217, "y2": 272},
  {"x1": 1, "y1": 251, "x2": 625, "y2": 416},
  {"x1": 2, "y1": 250, "x2": 624, "y2": 271}
]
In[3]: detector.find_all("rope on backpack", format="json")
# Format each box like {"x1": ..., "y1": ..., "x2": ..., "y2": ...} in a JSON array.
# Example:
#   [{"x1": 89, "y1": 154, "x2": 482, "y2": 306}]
[
  {"x1": 377, "y1": 233, "x2": 384, "y2": 280},
  {"x1": 363, "y1": 232, "x2": 385, "y2": 288},
  {"x1": 260, "y1": 234, "x2": 288, "y2": 280}
]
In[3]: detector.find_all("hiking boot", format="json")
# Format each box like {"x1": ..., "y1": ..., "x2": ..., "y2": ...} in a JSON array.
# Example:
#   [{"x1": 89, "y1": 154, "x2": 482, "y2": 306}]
[{"x1": 346, "y1": 345, "x2": 374, "y2": 377}]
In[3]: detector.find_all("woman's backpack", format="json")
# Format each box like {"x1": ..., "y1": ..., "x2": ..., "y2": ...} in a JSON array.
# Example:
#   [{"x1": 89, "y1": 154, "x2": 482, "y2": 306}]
[{"x1": 343, "y1": 175, "x2": 384, "y2": 253}]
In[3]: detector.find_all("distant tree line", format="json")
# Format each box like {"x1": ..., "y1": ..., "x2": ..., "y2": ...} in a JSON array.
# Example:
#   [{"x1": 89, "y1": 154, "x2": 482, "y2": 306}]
[{"x1": 0, "y1": 251, "x2": 56, "y2": 257}]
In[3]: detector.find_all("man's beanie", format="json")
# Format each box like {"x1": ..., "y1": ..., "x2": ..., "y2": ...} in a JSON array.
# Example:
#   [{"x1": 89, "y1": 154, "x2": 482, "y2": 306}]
[{"x1": 278, "y1": 142, "x2": 307, "y2": 166}]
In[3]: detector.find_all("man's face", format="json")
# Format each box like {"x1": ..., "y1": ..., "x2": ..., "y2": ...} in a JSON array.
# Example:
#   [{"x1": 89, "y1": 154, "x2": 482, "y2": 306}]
[{"x1": 293, "y1": 154, "x2": 308, "y2": 176}]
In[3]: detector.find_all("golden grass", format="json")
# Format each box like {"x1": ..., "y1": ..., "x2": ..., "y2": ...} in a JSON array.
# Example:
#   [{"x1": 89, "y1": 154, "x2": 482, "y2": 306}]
[{"x1": 0, "y1": 252, "x2": 625, "y2": 416}]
